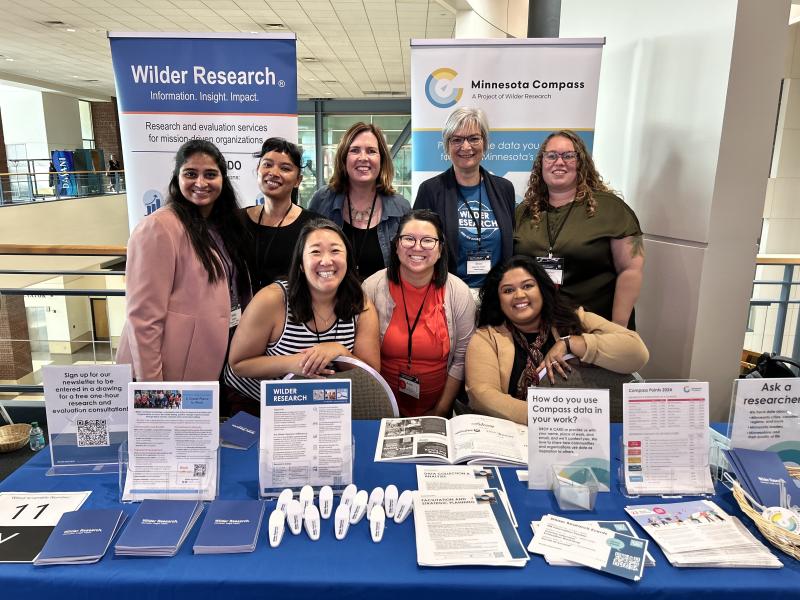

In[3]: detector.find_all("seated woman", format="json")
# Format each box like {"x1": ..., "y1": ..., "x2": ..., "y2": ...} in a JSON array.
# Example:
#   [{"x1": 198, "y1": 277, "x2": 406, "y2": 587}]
[
  {"x1": 224, "y1": 218, "x2": 380, "y2": 404},
  {"x1": 465, "y1": 255, "x2": 649, "y2": 424},
  {"x1": 362, "y1": 210, "x2": 476, "y2": 417}
]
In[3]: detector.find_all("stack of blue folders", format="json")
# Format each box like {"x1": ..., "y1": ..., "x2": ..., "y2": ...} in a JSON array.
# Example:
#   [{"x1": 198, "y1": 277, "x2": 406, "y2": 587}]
[
  {"x1": 220, "y1": 411, "x2": 259, "y2": 450},
  {"x1": 34, "y1": 509, "x2": 126, "y2": 566},
  {"x1": 193, "y1": 499, "x2": 265, "y2": 554},
  {"x1": 724, "y1": 447, "x2": 798, "y2": 508},
  {"x1": 115, "y1": 500, "x2": 204, "y2": 557}
]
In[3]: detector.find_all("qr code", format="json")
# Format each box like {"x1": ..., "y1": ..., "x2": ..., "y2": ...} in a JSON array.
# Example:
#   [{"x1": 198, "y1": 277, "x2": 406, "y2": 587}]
[
  {"x1": 611, "y1": 551, "x2": 641, "y2": 572},
  {"x1": 193, "y1": 464, "x2": 207, "y2": 477},
  {"x1": 76, "y1": 419, "x2": 110, "y2": 447}
]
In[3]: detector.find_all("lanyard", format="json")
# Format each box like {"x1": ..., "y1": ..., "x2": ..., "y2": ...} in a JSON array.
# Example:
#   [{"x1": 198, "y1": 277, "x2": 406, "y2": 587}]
[
  {"x1": 457, "y1": 182, "x2": 483, "y2": 249},
  {"x1": 346, "y1": 191, "x2": 378, "y2": 273},
  {"x1": 256, "y1": 202, "x2": 293, "y2": 289},
  {"x1": 399, "y1": 280, "x2": 432, "y2": 370},
  {"x1": 544, "y1": 200, "x2": 575, "y2": 257}
]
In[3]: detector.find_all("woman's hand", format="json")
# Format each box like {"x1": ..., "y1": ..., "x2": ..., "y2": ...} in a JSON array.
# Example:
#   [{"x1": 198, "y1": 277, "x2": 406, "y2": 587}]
[
  {"x1": 298, "y1": 342, "x2": 348, "y2": 377},
  {"x1": 538, "y1": 339, "x2": 573, "y2": 384}
]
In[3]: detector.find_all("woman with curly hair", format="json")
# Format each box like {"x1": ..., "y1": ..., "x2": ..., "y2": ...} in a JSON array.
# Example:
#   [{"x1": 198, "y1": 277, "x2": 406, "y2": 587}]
[{"x1": 514, "y1": 130, "x2": 644, "y2": 328}]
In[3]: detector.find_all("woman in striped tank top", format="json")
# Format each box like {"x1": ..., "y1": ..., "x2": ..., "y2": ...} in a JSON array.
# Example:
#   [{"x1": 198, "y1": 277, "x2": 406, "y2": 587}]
[{"x1": 225, "y1": 218, "x2": 381, "y2": 403}]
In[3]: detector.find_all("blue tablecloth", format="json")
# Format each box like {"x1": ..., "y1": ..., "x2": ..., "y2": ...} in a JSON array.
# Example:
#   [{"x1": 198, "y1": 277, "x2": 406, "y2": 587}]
[{"x1": 1, "y1": 421, "x2": 799, "y2": 600}]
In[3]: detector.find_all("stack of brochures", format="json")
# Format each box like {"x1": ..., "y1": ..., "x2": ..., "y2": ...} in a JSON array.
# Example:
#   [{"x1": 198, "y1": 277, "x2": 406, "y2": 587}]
[
  {"x1": 193, "y1": 499, "x2": 265, "y2": 554},
  {"x1": 375, "y1": 415, "x2": 528, "y2": 467},
  {"x1": 115, "y1": 500, "x2": 204, "y2": 557},
  {"x1": 413, "y1": 488, "x2": 528, "y2": 567},
  {"x1": 723, "y1": 447, "x2": 799, "y2": 509},
  {"x1": 625, "y1": 500, "x2": 783, "y2": 568},
  {"x1": 34, "y1": 509, "x2": 126, "y2": 565},
  {"x1": 527, "y1": 515, "x2": 649, "y2": 581}
]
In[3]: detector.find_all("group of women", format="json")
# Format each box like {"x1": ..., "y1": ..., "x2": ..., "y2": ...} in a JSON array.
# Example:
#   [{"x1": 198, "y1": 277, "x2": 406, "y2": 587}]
[{"x1": 117, "y1": 108, "x2": 649, "y2": 425}]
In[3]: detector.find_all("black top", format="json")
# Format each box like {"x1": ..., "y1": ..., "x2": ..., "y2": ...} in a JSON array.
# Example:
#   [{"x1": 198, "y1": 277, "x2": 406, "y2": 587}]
[
  {"x1": 414, "y1": 166, "x2": 516, "y2": 275},
  {"x1": 509, "y1": 331, "x2": 556, "y2": 398},
  {"x1": 244, "y1": 207, "x2": 318, "y2": 292},
  {"x1": 342, "y1": 221, "x2": 384, "y2": 280}
]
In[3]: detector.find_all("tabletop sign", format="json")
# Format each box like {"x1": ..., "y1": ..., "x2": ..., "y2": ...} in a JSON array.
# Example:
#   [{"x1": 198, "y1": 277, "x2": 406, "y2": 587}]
[
  {"x1": 527, "y1": 387, "x2": 610, "y2": 490},
  {"x1": 42, "y1": 365, "x2": 131, "y2": 475},
  {"x1": 729, "y1": 378, "x2": 800, "y2": 462}
]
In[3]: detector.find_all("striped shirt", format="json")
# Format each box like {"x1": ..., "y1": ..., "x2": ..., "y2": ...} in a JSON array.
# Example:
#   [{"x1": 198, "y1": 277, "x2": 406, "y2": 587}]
[{"x1": 224, "y1": 281, "x2": 356, "y2": 401}]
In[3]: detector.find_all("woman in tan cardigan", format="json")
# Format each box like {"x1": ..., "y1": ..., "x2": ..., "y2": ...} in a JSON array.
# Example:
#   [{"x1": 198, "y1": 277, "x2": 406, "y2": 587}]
[{"x1": 465, "y1": 255, "x2": 648, "y2": 424}]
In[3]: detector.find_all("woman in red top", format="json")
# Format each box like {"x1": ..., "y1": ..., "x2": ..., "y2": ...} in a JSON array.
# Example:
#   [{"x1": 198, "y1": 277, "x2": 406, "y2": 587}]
[{"x1": 363, "y1": 210, "x2": 476, "y2": 416}]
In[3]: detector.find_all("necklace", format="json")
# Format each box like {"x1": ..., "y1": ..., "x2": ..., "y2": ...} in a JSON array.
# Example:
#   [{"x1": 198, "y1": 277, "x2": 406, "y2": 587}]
[
  {"x1": 347, "y1": 192, "x2": 378, "y2": 227},
  {"x1": 312, "y1": 308, "x2": 336, "y2": 330}
]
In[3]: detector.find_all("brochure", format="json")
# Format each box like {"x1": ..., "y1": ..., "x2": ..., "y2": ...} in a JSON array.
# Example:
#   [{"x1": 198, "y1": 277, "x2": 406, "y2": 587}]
[
  {"x1": 260, "y1": 379, "x2": 352, "y2": 496},
  {"x1": 529, "y1": 520, "x2": 655, "y2": 567},
  {"x1": 34, "y1": 508, "x2": 126, "y2": 565},
  {"x1": 375, "y1": 415, "x2": 528, "y2": 466},
  {"x1": 625, "y1": 499, "x2": 782, "y2": 568},
  {"x1": 622, "y1": 382, "x2": 714, "y2": 496},
  {"x1": 123, "y1": 382, "x2": 219, "y2": 502},
  {"x1": 193, "y1": 500, "x2": 265, "y2": 554},
  {"x1": 528, "y1": 514, "x2": 647, "y2": 581},
  {"x1": 527, "y1": 387, "x2": 610, "y2": 490},
  {"x1": 0, "y1": 491, "x2": 91, "y2": 563},
  {"x1": 220, "y1": 411, "x2": 259, "y2": 450},
  {"x1": 114, "y1": 499, "x2": 204, "y2": 557},
  {"x1": 43, "y1": 364, "x2": 131, "y2": 474},
  {"x1": 413, "y1": 488, "x2": 529, "y2": 567},
  {"x1": 724, "y1": 447, "x2": 799, "y2": 509}
]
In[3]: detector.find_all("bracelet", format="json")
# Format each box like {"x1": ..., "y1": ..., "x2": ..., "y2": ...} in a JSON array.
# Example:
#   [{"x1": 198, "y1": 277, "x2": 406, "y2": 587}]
[{"x1": 559, "y1": 335, "x2": 571, "y2": 354}]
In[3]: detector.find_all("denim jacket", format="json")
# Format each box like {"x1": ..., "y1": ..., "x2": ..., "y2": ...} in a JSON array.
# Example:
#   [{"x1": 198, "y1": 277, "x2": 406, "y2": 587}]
[{"x1": 308, "y1": 186, "x2": 411, "y2": 267}]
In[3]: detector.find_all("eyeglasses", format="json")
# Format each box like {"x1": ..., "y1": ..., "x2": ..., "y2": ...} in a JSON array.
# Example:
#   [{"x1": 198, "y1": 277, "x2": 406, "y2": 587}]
[
  {"x1": 448, "y1": 135, "x2": 483, "y2": 148},
  {"x1": 542, "y1": 151, "x2": 578, "y2": 163},
  {"x1": 398, "y1": 235, "x2": 440, "y2": 250}
]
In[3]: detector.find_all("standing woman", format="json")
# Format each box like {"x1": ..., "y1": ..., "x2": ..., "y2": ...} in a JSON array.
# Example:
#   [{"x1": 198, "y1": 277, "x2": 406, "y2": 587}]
[
  {"x1": 244, "y1": 137, "x2": 319, "y2": 292},
  {"x1": 116, "y1": 139, "x2": 250, "y2": 381},
  {"x1": 363, "y1": 210, "x2": 475, "y2": 417},
  {"x1": 309, "y1": 122, "x2": 410, "y2": 280},
  {"x1": 514, "y1": 130, "x2": 644, "y2": 328},
  {"x1": 414, "y1": 107, "x2": 515, "y2": 292}
]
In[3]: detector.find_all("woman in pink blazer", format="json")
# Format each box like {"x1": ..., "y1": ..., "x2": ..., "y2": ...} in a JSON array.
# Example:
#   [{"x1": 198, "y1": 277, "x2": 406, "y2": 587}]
[{"x1": 116, "y1": 139, "x2": 251, "y2": 381}]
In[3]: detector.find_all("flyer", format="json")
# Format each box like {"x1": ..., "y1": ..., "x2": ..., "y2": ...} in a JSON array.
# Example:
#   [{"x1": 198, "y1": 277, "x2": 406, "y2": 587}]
[
  {"x1": 622, "y1": 382, "x2": 713, "y2": 496},
  {"x1": 527, "y1": 387, "x2": 610, "y2": 490},
  {"x1": 123, "y1": 382, "x2": 219, "y2": 502},
  {"x1": 259, "y1": 379, "x2": 352, "y2": 496},
  {"x1": 729, "y1": 378, "x2": 800, "y2": 463},
  {"x1": 42, "y1": 365, "x2": 131, "y2": 474}
]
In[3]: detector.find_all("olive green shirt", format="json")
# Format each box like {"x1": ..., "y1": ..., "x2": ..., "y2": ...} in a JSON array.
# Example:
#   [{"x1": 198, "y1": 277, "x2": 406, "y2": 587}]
[{"x1": 513, "y1": 190, "x2": 641, "y2": 324}]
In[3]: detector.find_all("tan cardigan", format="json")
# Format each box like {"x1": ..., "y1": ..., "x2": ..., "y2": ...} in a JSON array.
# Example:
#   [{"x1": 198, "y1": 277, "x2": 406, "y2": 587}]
[{"x1": 465, "y1": 308, "x2": 649, "y2": 424}]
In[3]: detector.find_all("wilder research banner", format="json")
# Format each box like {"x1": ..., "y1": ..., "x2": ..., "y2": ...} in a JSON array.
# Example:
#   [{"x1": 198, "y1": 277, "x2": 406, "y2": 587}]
[
  {"x1": 109, "y1": 32, "x2": 297, "y2": 230},
  {"x1": 411, "y1": 38, "x2": 604, "y2": 201}
]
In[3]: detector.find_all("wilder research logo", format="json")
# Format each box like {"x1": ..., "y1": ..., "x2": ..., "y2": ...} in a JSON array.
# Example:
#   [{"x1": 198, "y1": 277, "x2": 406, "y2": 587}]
[{"x1": 425, "y1": 67, "x2": 463, "y2": 109}]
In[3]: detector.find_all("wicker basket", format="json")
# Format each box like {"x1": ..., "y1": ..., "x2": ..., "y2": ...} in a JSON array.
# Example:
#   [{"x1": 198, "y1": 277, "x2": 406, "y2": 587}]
[
  {"x1": 731, "y1": 479, "x2": 800, "y2": 560},
  {"x1": 0, "y1": 423, "x2": 31, "y2": 453}
]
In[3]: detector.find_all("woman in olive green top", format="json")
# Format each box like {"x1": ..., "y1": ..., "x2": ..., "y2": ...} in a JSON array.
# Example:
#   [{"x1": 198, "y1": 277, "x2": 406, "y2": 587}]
[{"x1": 514, "y1": 130, "x2": 644, "y2": 329}]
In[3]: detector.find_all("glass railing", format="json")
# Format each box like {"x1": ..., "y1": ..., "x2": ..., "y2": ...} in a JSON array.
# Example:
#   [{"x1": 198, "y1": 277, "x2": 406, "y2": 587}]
[
  {"x1": 0, "y1": 169, "x2": 126, "y2": 206},
  {"x1": 743, "y1": 256, "x2": 800, "y2": 370},
  {"x1": 0, "y1": 245, "x2": 126, "y2": 408}
]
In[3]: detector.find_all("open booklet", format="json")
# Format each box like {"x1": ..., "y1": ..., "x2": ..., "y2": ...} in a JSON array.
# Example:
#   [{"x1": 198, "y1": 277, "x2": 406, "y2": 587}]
[{"x1": 374, "y1": 414, "x2": 528, "y2": 467}]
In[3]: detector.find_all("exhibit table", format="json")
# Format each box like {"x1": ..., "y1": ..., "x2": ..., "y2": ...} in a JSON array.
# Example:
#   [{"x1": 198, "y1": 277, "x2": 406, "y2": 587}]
[{"x1": 1, "y1": 422, "x2": 799, "y2": 600}]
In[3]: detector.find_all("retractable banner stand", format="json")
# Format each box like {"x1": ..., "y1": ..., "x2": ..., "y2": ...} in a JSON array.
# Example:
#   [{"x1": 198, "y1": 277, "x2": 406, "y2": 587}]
[
  {"x1": 108, "y1": 32, "x2": 297, "y2": 230},
  {"x1": 411, "y1": 38, "x2": 604, "y2": 200}
]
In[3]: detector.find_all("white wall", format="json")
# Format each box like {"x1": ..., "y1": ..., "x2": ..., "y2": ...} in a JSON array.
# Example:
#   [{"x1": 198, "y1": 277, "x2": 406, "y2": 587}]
[
  {"x1": 561, "y1": 0, "x2": 790, "y2": 419},
  {"x1": 0, "y1": 85, "x2": 47, "y2": 159}
]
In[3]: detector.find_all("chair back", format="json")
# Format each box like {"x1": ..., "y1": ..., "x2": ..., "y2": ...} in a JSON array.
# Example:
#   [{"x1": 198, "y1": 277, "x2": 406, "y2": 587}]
[{"x1": 331, "y1": 357, "x2": 399, "y2": 419}]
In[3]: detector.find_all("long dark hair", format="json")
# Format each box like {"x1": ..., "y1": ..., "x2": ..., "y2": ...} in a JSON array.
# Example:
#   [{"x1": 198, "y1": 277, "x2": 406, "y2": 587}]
[
  {"x1": 255, "y1": 137, "x2": 303, "y2": 204},
  {"x1": 477, "y1": 255, "x2": 584, "y2": 334},
  {"x1": 387, "y1": 210, "x2": 449, "y2": 288},
  {"x1": 167, "y1": 140, "x2": 250, "y2": 295},
  {"x1": 287, "y1": 218, "x2": 366, "y2": 323}
]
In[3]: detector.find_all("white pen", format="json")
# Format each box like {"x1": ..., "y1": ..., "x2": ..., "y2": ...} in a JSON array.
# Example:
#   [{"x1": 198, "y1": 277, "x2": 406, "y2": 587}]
[
  {"x1": 367, "y1": 487, "x2": 385, "y2": 519},
  {"x1": 304, "y1": 505, "x2": 321, "y2": 541},
  {"x1": 340, "y1": 483, "x2": 358, "y2": 507},
  {"x1": 384, "y1": 485, "x2": 399, "y2": 518},
  {"x1": 334, "y1": 503, "x2": 351, "y2": 540},
  {"x1": 393, "y1": 490, "x2": 413, "y2": 524},
  {"x1": 370, "y1": 505, "x2": 386, "y2": 543},
  {"x1": 299, "y1": 485, "x2": 314, "y2": 514},
  {"x1": 349, "y1": 490, "x2": 369, "y2": 524},
  {"x1": 286, "y1": 499, "x2": 303, "y2": 535},
  {"x1": 319, "y1": 485, "x2": 334, "y2": 519},
  {"x1": 276, "y1": 488, "x2": 293, "y2": 514},
  {"x1": 268, "y1": 509, "x2": 285, "y2": 548}
]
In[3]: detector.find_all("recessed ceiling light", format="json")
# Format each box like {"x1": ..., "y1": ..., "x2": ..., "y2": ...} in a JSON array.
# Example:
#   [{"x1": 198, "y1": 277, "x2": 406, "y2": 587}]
[
  {"x1": 263, "y1": 23, "x2": 285, "y2": 30},
  {"x1": 66, "y1": 28, "x2": 76, "y2": 32},
  {"x1": 5, "y1": 58, "x2": 14, "y2": 62}
]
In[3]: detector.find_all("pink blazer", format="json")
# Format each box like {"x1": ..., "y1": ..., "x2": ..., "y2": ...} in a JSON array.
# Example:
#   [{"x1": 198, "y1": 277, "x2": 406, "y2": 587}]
[{"x1": 116, "y1": 207, "x2": 231, "y2": 382}]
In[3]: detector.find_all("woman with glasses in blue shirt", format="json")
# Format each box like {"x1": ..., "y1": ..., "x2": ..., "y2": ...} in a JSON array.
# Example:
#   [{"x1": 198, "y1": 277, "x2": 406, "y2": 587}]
[
  {"x1": 414, "y1": 107, "x2": 516, "y2": 294},
  {"x1": 363, "y1": 210, "x2": 475, "y2": 417},
  {"x1": 514, "y1": 130, "x2": 644, "y2": 329}
]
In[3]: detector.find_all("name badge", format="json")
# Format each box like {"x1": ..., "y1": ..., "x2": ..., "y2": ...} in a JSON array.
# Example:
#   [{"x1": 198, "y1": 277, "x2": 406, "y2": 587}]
[
  {"x1": 229, "y1": 304, "x2": 242, "y2": 328},
  {"x1": 398, "y1": 372, "x2": 420, "y2": 399},
  {"x1": 536, "y1": 256, "x2": 565, "y2": 285},
  {"x1": 466, "y1": 251, "x2": 492, "y2": 275}
]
